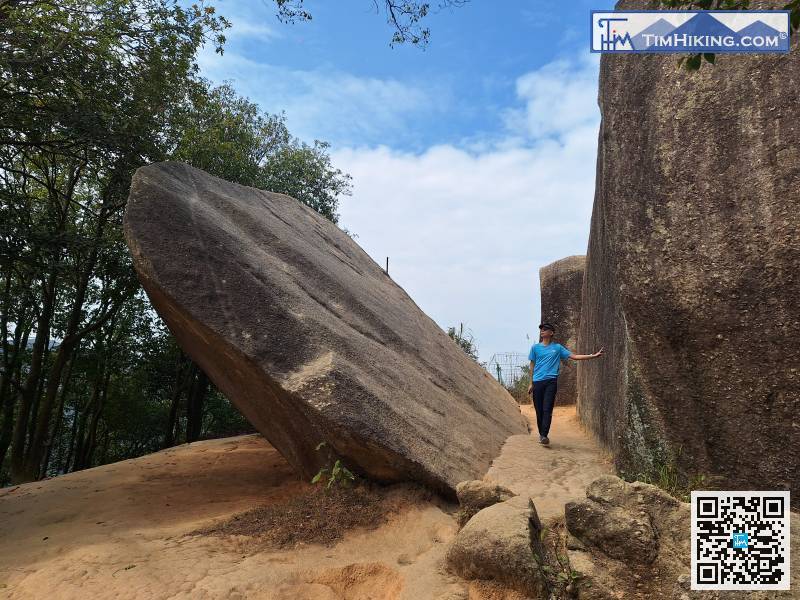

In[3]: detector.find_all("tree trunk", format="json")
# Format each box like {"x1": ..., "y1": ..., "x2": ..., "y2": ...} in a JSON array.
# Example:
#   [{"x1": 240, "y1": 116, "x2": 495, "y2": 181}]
[
  {"x1": 72, "y1": 367, "x2": 104, "y2": 472},
  {"x1": 9, "y1": 270, "x2": 57, "y2": 483},
  {"x1": 186, "y1": 367, "x2": 209, "y2": 443},
  {"x1": 62, "y1": 396, "x2": 80, "y2": 474},
  {"x1": 81, "y1": 367, "x2": 111, "y2": 469},
  {"x1": 41, "y1": 350, "x2": 75, "y2": 478},
  {"x1": 163, "y1": 354, "x2": 188, "y2": 448},
  {"x1": 0, "y1": 312, "x2": 30, "y2": 470}
]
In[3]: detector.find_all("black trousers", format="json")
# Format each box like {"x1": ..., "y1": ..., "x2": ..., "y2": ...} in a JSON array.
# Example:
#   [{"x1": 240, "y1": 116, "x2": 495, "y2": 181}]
[{"x1": 532, "y1": 378, "x2": 558, "y2": 437}]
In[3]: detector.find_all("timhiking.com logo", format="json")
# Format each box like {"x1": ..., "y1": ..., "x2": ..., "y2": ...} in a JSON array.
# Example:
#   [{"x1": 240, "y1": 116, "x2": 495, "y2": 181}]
[{"x1": 591, "y1": 10, "x2": 791, "y2": 53}]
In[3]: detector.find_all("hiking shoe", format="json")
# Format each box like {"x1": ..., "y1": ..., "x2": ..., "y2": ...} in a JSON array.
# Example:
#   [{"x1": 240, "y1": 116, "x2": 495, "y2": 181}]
[{"x1": 540, "y1": 436, "x2": 550, "y2": 445}]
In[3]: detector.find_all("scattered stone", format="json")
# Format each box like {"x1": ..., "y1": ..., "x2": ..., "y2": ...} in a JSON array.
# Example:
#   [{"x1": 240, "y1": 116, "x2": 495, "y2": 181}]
[
  {"x1": 456, "y1": 480, "x2": 517, "y2": 510},
  {"x1": 455, "y1": 480, "x2": 516, "y2": 526},
  {"x1": 565, "y1": 498, "x2": 657, "y2": 565},
  {"x1": 539, "y1": 255, "x2": 585, "y2": 405},
  {"x1": 445, "y1": 496, "x2": 549, "y2": 598},
  {"x1": 124, "y1": 162, "x2": 528, "y2": 496},
  {"x1": 565, "y1": 476, "x2": 689, "y2": 599},
  {"x1": 565, "y1": 533, "x2": 587, "y2": 551}
]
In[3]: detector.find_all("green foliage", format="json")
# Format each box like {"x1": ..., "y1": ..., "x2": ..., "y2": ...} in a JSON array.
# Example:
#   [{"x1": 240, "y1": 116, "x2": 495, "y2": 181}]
[
  {"x1": 665, "y1": 0, "x2": 800, "y2": 71},
  {"x1": 446, "y1": 323, "x2": 479, "y2": 361},
  {"x1": 311, "y1": 443, "x2": 356, "y2": 489},
  {"x1": 621, "y1": 447, "x2": 709, "y2": 502},
  {"x1": 506, "y1": 363, "x2": 531, "y2": 403},
  {"x1": 0, "y1": 0, "x2": 350, "y2": 484},
  {"x1": 171, "y1": 82, "x2": 350, "y2": 222}
]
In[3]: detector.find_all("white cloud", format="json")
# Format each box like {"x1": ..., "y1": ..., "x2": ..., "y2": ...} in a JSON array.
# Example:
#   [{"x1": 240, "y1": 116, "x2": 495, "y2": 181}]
[
  {"x1": 504, "y1": 54, "x2": 599, "y2": 139},
  {"x1": 197, "y1": 49, "x2": 437, "y2": 146},
  {"x1": 227, "y1": 21, "x2": 282, "y2": 41},
  {"x1": 214, "y1": 1, "x2": 283, "y2": 43},
  {"x1": 335, "y1": 55, "x2": 600, "y2": 362}
]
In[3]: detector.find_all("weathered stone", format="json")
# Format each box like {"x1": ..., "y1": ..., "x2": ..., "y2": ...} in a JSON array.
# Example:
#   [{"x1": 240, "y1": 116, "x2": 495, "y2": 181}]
[
  {"x1": 567, "y1": 478, "x2": 800, "y2": 599},
  {"x1": 566, "y1": 533, "x2": 587, "y2": 552},
  {"x1": 539, "y1": 255, "x2": 585, "y2": 405},
  {"x1": 455, "y1": 480, "x2": 517, "y2": 527},
  {"x1": 123, "y1": 162, "x2": 527, "y2": 496},
  {"x1": 445, "y1": 496, "x2": 549, "y2": 598},
  {"x1": 577, "y1": 0, "x2": 800, "y2": 502},
  {"x1": 566, "y1": 476, "x2": 689, "y2": 568},
  {"x1": 566, "y1": 476, "x2": 687, "y2": 599},
  {"x1": 565, "y1": 499, "x2": 658, "y2": 565},
  {"x1": 456, "y1": 480, "x2": 516, "y2": 510}
]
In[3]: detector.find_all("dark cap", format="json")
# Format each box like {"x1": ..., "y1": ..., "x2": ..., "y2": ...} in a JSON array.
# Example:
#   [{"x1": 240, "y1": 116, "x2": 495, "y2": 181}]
[{"x1": 538, "y1": 323, "x2": 555, "y2": 332}]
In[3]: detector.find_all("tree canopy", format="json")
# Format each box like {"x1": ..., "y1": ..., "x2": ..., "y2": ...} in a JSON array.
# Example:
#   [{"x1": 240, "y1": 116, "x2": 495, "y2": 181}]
[
  {"x1": 271, "y1": 0, "x2": 469, "y2": 47},
  {"x1": 0, "y1": 0, "x2": 351, "y2": 484}
]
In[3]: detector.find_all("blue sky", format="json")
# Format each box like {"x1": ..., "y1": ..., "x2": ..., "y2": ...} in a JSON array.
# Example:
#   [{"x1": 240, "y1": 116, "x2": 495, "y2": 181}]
[{"x1": 199, "y1": 0, "x2": 615, "y2": 362}]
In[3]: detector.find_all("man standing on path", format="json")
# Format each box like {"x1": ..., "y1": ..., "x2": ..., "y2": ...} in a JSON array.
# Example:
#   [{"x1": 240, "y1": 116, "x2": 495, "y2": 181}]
[{"x1": 527, "y1": 323, "x2": 604, "y2": 445}]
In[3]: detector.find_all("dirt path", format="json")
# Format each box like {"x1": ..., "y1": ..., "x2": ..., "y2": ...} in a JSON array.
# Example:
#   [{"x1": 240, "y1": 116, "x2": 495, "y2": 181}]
[
  {"x1": 0, "y1": 404, "x2": 611, "y2": 599},
  {"x1": 0, "y1": 435, "x2": 470, "y2": 600},
  {"x1": 485, "y1": 405, "x2": 613, "y2": 521}
]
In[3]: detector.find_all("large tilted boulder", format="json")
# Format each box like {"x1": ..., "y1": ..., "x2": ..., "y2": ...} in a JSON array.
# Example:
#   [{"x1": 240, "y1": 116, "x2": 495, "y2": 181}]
[
  {"x1": 446, "y1": 496, "x2": 549, "y2": 597},
  {"x1": 123, "y1": 162, "x2": 527, "y2": 496},
  {"x1": 577, "y1": 0, "x2": 800, "y2": 501},
  {"x1": 539, "y1": 255, "x2": 585, "y2": 405}
]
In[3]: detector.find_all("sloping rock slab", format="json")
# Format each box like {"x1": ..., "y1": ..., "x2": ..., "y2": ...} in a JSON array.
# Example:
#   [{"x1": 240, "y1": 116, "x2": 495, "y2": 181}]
[{"x1": 123, "y1": 162, "x2": 527, "y2": 496}]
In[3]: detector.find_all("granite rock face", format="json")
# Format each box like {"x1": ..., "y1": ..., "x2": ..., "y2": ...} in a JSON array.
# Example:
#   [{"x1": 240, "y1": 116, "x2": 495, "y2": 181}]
[
  {"x1": 577, "y1": 0, "x2": 800, "y2": 501},
  {"x1": 123, "y1": 162, "x2": 527, "y2": 496},
  {"x1": 539, "y1": 255, "x2": 585, "y2": 405}
]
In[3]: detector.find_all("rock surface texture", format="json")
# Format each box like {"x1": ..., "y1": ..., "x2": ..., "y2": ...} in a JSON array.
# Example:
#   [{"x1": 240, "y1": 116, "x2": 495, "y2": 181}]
[
  {"x1": 565, "y1": 476, "x2": 800, "y2": 599},
  {"x1": 577, "y1": 0, "x2": 800, "y2": 501},
  {"x1": 446, "y1": 496, "x2": 549, "y2": 598},
  {"x1": 539, "y1": 255, "x2": 585, "y2": 405},
  {"x1": 455, "y1": 479, "x2": 517, "y2": 526},
  {"x1": 123, "y1": 161, "x2": 527, "y2": 496},
  {"x1": 566, "y1": 476, "x2": 689, "y2": 599}
]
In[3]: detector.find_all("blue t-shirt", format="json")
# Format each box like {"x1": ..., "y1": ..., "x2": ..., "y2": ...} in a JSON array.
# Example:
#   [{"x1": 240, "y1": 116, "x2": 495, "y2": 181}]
[{"x1": 528, "y1": 342, "x2": 572, "y2": 381}]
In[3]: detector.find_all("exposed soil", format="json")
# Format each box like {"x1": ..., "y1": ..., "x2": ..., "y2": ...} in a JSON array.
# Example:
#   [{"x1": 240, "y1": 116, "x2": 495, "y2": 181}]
[
  {"x1": 0, "y1": 406, "x2": 611, "y2": 599},
  {"x1": 194, "y1": 482, "x2": 434, "y2": 549}
]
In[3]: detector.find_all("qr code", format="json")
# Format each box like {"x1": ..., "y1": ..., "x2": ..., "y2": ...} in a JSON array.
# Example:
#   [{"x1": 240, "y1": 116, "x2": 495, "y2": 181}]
[{"x1": 691, "y1": 491, "x2": 790, "y2": 590}]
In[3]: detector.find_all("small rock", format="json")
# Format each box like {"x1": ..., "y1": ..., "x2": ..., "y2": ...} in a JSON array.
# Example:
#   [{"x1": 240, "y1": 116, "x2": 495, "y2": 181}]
[
  {"x1": 566, "y1": 533, "x2": 587, "y2": 551},
  {"x1": 565, "y1": 498, "x2": 658, "y2": 564},
  {"x1": 456, "y1": 480, "x2": 516, "y2": 510},
  {"x1": 446, "y1": 496, "x2": 549, "y2": 598}
]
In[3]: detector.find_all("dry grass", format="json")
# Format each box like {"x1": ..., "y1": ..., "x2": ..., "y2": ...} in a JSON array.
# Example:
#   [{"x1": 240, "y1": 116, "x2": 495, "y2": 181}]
[{"x1": 192, "y1": 481, "x2": 432, "y2": 549}]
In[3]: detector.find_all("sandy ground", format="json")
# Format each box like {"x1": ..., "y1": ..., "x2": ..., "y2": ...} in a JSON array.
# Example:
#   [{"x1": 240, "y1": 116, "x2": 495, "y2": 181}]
[
  {"x1": 486, "y1": 405, "x2": 613, "y2": 520},
  {"x1": 0, "y1": 405, "x2": 608, "y2": 599}
]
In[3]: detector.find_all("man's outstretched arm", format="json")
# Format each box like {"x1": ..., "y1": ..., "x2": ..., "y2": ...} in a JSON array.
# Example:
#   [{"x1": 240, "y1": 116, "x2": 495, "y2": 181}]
[
  {"x1": 527, "y1": 360, "x2": 535, "y2": 393},
  {"x1": 569, "y1": 348, "x2": 604, "y2": 360}
]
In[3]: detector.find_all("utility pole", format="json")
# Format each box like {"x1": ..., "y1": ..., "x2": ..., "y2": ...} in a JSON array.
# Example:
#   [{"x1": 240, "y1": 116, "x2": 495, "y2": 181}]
[{"x1": 385, "y1": 256, "x2": 389, "y2": 275}]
